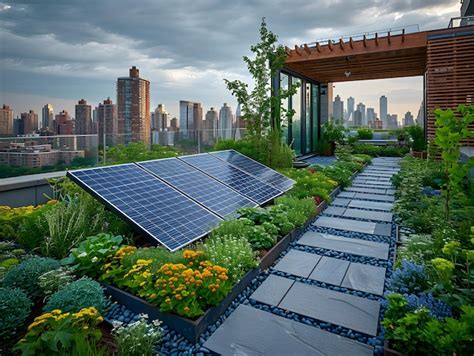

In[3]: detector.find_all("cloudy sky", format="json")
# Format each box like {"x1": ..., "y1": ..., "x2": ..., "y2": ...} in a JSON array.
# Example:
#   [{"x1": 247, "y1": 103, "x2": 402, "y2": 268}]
[{"x1": 0, "y1": 0, "x2": 461, "y2": 121}]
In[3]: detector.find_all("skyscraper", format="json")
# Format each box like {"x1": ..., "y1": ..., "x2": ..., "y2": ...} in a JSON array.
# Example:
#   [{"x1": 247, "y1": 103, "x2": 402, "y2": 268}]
[
  {"x1": 366, "y1": 107, "x2": 376, "y2": 123},
  {"x1": 353, "y1": 110, "x2": 362, "y2": 127},
  {"x1": 41, "y1": 104, "x2": 54, "y2": 130},
  {"x1": 404, "y1": 111, "x2": 414, "y2": 127},
  {"x1": 346, "y1": 96, "x2": 355, "y2": 121},
  {"x1": 356, "y1": 102, "x2": 366, "y2": 126},
  {"x1": 234, "y1": 103, "x2": 245, "y2": 139},
  {"x1": 179, "y1": 100, "x2": 202, "y2": 137},
  {"x1": 117, "y1": 66, "x2": 151, "y2": 147},
  {"x1": 169, "y1": 117, "x2": 178, "y2": 131},
  {"x1": 20, "y1": 110, "x2": 38, "y2": 134},
  {"x1": 218, "y1": 103, "x2": 234, "y2": 139},
  {"x1": 0, "y1": 105, "x2": 13, "y2": 136},
  {"x1": 98, "y1": 97, "x2": 117, "y2": 147},
  {"x1": 332, "y1": 95, "x2": 344, "y2": 122},
  {"x1": 203, "y1": 107, "x2": 218, "y2": 144},
  {"x1": 75, "y1": 99, "x2": 92, "y2": 149},
  {"x1": 154, "y1": 104, "x2": 169, "y2": 131},
  {"x1": 416, "y1": 100, "x2": 425, "y2": 128},
  {"x1": 379, "y1": 95, "x2": 388, "y2": 127},
  {"x1": 54, "y1": 110, "x2": 74, "y2": 135}
]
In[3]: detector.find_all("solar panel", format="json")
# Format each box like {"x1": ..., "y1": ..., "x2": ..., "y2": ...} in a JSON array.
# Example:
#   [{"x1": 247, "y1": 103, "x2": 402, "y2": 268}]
[
  {"x1": 211, "y1": 149, "x2": 295, "y2": 191},
  {"x1": 178, "y1": 154, "x2": 283, "y2": 204},
  {"x1": 67, "y1": 164, "x2": 222, "y2": 251},
  {"x1": 137, "y1": 158, "x2": 257, "y2": 218}
]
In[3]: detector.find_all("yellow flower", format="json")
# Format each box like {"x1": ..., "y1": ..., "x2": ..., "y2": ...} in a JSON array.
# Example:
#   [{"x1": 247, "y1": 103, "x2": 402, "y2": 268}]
[{"x1": 28, "y1": 319, "x2": 46, "y2": 330}]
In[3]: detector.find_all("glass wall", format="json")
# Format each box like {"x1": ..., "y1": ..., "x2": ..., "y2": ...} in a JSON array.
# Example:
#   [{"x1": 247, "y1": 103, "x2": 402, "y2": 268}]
[{"x1": 279, "y1": 71, "x2": 319, "y2": 156}]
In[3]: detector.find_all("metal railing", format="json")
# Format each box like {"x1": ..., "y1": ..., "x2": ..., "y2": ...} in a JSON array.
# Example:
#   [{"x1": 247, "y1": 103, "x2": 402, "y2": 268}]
[{"x1": 448, "y1": 15, "x2": 474, "y2": 28}]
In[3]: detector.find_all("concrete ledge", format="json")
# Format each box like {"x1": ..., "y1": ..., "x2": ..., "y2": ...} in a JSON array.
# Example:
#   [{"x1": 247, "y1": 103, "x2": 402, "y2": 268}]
[{"x1": 0, "y1": 171, "x2": 66, "y2": 207}]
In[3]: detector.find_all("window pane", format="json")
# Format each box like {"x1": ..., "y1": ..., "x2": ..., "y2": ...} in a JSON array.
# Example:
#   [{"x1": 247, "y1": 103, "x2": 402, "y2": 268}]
[
  {"x1": 305, "y1": 82, "x2": 311, "y2": 153},
  {"x1": 312, "y1": 83, "x2": 319, "y2": 150},
  {"x1": 292, "y1": 77, "x2": 301, "y2": 155},
  {"x1": 280, "y1": 73, "x2": 289, "y2": 144}
]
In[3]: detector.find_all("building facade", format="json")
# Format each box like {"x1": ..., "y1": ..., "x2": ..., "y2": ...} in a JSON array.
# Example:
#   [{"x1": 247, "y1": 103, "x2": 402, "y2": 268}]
[
  {"x1": 404, "y1": 111, "x2": 414, "y2": 127},
  {"x1": 332, "y1": 95, "x2": 344, "y2": 121},
  {"x1": 19, "y1": 110, "x2": 38, "y2": 135},
  {"x1": 346, "y1": 96, "x2": 355, "y2": 122},
  {"x1": 41, "y1": 104, "x2": 54, "y2": 131},
  {"x1": 218, "y1": 103, "x2": 234, "y2": 139},
  {"x1": 179, "y1": 100, "x2": 202, "y2": 138},
  {"x1": 98, "y1": 97, "x2": 117, "y2": 147},
  {"x1": 154, "y1": 104, "x2": 169, "y2": 131},
  {"x1": 379, "y1": 95, "x2": 388, "y2": 128},
  {"x1": 0, "y1": 105, "x2": 13, "y2": 137},
  {"x1": 117, "y1": 66, "x2": 151, "y2": 147},
  {"x1": 75, "y1": 99, "x2": 92, "y2": 149},
  {"x1": 356, "y1": 103, "x2": 366, "y2": 126}
]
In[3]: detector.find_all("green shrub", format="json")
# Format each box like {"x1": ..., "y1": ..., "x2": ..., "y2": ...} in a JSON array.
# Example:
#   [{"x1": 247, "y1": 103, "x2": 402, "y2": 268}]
[
  {"x1": 0, "y1": 287, "x2": 32, "y2": 339},
  {"x1": 43, "y1": 278, "x2": 107, "y2": 314},
  {"x1": 357, "y1": 128, "x2": 373, "y2": 140},
  {"x1": 352, "y1": 144, "x2": 408, "y2": 157},
  {"x1": 202, "y1": 235, "x2": 257, "y2": 282},
  {"x1": 2, "y1": 256, "x2": 60, "y2": 299},
  {"x1": 112, "y1": 315, "x2": 162, "y2": 356},
  {"x1": 38, "y1": 267, "x2": 76, "y2": 298},
  {"x1": 282, "y1": 168, "x2": 337, "y2": 201},
  {"x1": 246, "y1": 224, "x2": 277, "y2": 250},
  {"x1": 64, "y1": 233, "x2": 123, "y2": 278},
  {"x1": 275, "y1": 196, "x2": 316, "y2": 226},
  {"x1": 406, "y1": 125, "x2": 426, "y2": 152}
]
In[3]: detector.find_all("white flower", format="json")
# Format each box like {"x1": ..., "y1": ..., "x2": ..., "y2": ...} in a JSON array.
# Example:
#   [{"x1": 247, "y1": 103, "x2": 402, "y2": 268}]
[
  {"x1": 91, "y1": 256, "x2": 98, "y2": 263},
  {"x1": 78, "y1": 252, "x2": 87, "y2": 258}
]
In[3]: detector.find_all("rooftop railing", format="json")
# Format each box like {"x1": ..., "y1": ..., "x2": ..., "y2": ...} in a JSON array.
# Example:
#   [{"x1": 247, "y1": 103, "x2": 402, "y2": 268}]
[{"x1": 448, "y1": 15, "x2": 474, "y2": 28}]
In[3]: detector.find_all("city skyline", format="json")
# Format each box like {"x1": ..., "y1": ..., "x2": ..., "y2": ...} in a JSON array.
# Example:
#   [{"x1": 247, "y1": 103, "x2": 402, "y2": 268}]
[{"x1": 0, "y1": 1, "x2": 460, "y2": 120}]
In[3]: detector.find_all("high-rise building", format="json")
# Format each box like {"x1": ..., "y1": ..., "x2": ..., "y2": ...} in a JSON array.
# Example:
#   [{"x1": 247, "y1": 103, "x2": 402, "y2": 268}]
[
  {"x1": 387, "y1": 114, "x2": 399, "y2": 129},
  {"x1": 332, "y1": 95, "x2": 344, "y2": 121},
  {"x1": 117, "y1": 66, "x2": 151, "y2": 147},
  {"x1": 75, "y1": 99, "x2": 92, "y2": 149},
  {"x1": 41, "y1": 104, "x2": 54, "y2": 130},
  {"x1": 346, "y1": 96, "x2": 355, "y2": 121},
  {"x1": 0, "y1": 105, "x2": 13, "y2": 136},
  {"x1": 179, "y1": 100, "x2": 202, "y2": 137},
  {"x1": 218, "y1": 103, "x2": 234, "y2": 139},
  {"x1": 203, "y1": 107, "x2": 218, "y2": 144},
  {"x1": 234, "y1": 103, "x2": 245, "y2": 139},
  {"x1": 98, "y1": 97, "x2": 117, "y2": 147},
  {"x1": 379, "y1": 95, "x2": 388, "y2": 127},
  {"x1": 54, "y1": 110, "x2": 74, "y2": 135},
  {"x1": 356, "y1": 102, "x2": 366, "y2": 125},
  {"x1": 416, "y1": 100, "x2": 425, "y2": 128},
  {"x1": 366, "y1": 107, "x2": 376, "y2": 123},
  {"x1": 20, "y1": 110, "x2": 38, "y2": 135},
  {"x1": 353, "y1": 110, "x2": 362, "y2": 127},
  {"x1": 169, "y1": 117, "x2": 178, "y2": 131},
  {"x1": 404, "y1": 111, "x2": 414, "y2": 127},
  {"x1": 154, "y1": 104, "x2": 169, "y2": 131}
]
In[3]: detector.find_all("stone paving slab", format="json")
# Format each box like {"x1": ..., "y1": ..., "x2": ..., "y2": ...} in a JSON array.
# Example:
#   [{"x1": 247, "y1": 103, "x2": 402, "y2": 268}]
[
  {"x1": 331, "y1": 197, "x2": 352, "y2": 207},
  {"x1": 279, "y1": 282, "x2": 381, "y2": 336},
  {"x1": 324, "y1": 206, "x2": 347, "y2": 215},
  {"x1": 250, "y1": 274, "x2": 295, "y2": 306},
  {"x1": 364, "y1": 166, "x2": 399, "y2": 171},
  {"x1": 358, "y1": 173, "x2": 394, "y2": 179},
  {"x1": 352, "y1": 179, "x2": 394, "y2": 187},
  {"x1": 297, "y1": 231, "x2": 390, "y2": 259},
  {"x1": 345, "y1": 186, "x2": 393, "y2": 195},
  {"x1": 338, "y1": 191, "x2": 356, "y2": 199},
  {"x1": 353, "y1": 192, "x2": 395, "y2": 202},
  {"x1": 204, "y1": 305, "x2": 374, "y2": 356},
  {"x1": 347, "y1": 199, "x2": 393, "y2": 211},
  {"x1": 309, "y1": 256, "x2": 350, "y2": 285},
  {"x1": 273, "y1": 250, "x2": 322, "y2": 278},
  {"x1": 313, "y1": 215, "x2": 392, "y2": 237},
  {"x1": 343, "y1": 208, "x2": 393, "y2": 222},
  {"x1": 342, "y1": 263, "x2": 386, "y2": 296}
]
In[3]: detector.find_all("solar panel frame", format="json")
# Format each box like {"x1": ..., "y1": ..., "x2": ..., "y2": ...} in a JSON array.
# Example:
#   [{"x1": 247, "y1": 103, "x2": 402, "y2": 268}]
[
  {"x1": 67, "y1": 163, "x2": 222, "y2": 252},
  {"x1": 136, "y1": 158, "x2": 257, "y2": 218},
  {"x1": 177, "y1": 153, "x2": 284, "y2": 205},
  {"x1": 210, "y1": 149, "x2": 295, "y2": 191}
]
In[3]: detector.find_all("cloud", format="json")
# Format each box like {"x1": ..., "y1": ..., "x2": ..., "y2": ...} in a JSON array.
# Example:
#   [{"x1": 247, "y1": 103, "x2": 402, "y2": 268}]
[{"x1": 0, "y1": 0, "x2": 461, "y2": 118}]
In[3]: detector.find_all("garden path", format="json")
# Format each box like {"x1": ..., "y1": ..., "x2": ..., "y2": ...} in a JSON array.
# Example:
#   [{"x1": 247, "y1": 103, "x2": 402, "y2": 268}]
[{"x1": 204, "y1": 157, "x2": 400, "y2": 355}]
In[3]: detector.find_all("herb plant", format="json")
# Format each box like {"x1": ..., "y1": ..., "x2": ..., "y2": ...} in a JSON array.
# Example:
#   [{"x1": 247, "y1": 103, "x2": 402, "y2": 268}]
[{"x1": 0, "y1": 287, "x2": 32, "y2": 340}]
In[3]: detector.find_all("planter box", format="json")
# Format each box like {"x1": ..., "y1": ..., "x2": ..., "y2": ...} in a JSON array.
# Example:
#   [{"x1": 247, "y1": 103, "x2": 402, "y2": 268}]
[
  {"x1": 384, "y1": 340, "x2": 403, "y2": 356},
  {"x1": 103, "y1": 267, "x2": 259, "y2": 343},
  {"x1": 259, "y1": 232, "x2": 292, "y2": 270}
]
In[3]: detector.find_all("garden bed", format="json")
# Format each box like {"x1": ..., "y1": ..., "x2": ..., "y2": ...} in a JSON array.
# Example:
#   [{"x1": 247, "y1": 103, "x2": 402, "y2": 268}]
[{"x1": 103, "y1": 267, "x2": 259, "y2": 343}]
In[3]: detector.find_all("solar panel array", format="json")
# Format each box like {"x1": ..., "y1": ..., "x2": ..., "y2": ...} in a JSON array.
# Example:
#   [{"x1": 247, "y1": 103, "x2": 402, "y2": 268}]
[
  {"x1": 137, "y1": 158, "x2": 256, "y2": 218},
  {"x1": 211, "y1": 149, "x2": 295, "y2": 191},
  {"x1": 178, "y1": 154, "x2": 282, "y2": 205},
  {"x1": 68, "y1": 151, "x2": 294, "y2": 251},
  {"x1": 67, "y1": 164, "x2": 221, "y2": 251}
]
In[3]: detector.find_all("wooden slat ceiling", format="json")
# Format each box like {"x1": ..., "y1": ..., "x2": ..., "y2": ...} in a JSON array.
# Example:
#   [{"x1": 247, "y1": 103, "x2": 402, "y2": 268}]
[{"x1": 284, "y1": 32, "x2": 428, "y2": 82}]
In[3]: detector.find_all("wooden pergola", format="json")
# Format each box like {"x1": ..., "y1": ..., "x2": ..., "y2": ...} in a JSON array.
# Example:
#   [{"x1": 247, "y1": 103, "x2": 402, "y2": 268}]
[{"x1": 283, "y1": 25, "x2": 474, "y2": 144}]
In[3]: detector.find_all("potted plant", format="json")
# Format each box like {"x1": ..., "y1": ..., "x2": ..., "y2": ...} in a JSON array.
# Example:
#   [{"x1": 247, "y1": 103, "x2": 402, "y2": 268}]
[
  {"x1": 320, "y1": 121, "x2": 346, "y2": 156},
  {"x1": 406, "y1": 125, "x2": 427, "y2": 158}
]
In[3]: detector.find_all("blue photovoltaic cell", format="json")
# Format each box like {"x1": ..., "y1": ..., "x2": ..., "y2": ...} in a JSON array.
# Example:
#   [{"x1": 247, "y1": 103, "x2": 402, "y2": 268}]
[
  {"x1": 67, "y1": 164, "x2": 221, "y2": 251},
  {"x1": 137, "y1": 158, "x2": 256, "y2": 218},
  {"x1": 211, "y1": 149, "x2": 295, "y2": 191},
  {"x1": 178, "y1": 154, "x2": 283, "y2": 204}
]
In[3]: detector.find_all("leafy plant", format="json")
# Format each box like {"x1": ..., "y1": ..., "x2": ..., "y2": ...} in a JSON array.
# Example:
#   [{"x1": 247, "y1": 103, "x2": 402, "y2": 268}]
[
  {"x1": 356, "y1": 128, "x2": 373, "y2": 140},
  {"x1": 2, "y1": 256, "x2": 60, "y2": 299},
  {"x1": 15, "y1": 307, "x2": 105, "y2": 356},
  {"x1": 38, "y1": 267, "x2": 76, "y2": 298},
  {"x1": 64, "y1": 233, "x2": 123, "y2": 278},
  {"x1": 0, "y1": 287, "x2": 32, "y2": 340},
  {"x1": 274, "y1": 196, "x2": 316, "y2": 226},
  {"x1": 434, "y1": 105, "x2": 474, "y2": 221},
  {"x1": 201, "y1": 235, "x2": 257, "y2": 282},
  {"x1": 406, "y1": 125, "x2": 426, "y2": 152},
  {"x1": 121, "y1": 247, "x2": 186, "y2": 273},
  {"x1": 224, "y1": 18, "x2": 297, "y2": 169},
  {"x1": 321, "y1": 120, "x2": 346, "y2": 143},
  {"x1": 43, "y1": 278, "x2": 108, "y2": 314},
  {"x1": 112, "y1": 314, "x2": 162, "y2": 356}
]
